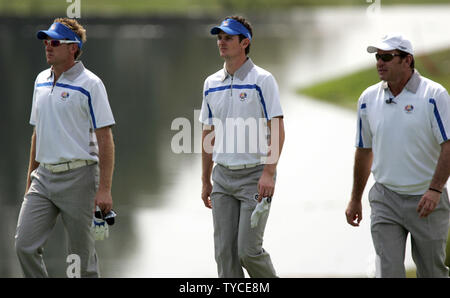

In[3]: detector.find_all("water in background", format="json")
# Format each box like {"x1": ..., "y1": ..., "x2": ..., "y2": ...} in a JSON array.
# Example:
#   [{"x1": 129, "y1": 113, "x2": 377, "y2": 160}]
[{"x1": 1, "y1": 5, "x2": 450, "y2": 277}]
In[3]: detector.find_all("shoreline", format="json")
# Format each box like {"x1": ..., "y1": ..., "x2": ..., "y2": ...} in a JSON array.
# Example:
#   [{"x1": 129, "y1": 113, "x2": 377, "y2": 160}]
[{"x1": 296, "y1": 47, "x2": 450, "y2": 109}]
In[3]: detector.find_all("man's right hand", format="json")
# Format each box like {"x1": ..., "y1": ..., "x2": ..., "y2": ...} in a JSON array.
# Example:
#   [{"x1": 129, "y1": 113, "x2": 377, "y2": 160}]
[
  {"x1": 346, "y1": 148, "x2": 372, "y2": 227},
  {"x1": 201, "y1": 181, "x2": 213, "y2": 209},
  {"x1": 345, "y1": 199, "x2": 362, "y2": 227}
]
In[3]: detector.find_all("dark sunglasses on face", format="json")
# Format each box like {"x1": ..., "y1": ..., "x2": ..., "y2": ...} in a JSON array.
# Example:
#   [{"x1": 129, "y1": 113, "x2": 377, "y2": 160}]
[
  {"x1": 375, "y1": 53, "x2": 404, "y2": 62},
  {"x1": 43, "y1": 39, "x2": 79, "y2": 47}
]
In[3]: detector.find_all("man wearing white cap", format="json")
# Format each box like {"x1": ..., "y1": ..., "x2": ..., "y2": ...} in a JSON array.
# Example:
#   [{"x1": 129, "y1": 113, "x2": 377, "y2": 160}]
[
  {"x1": 200, "y1": 16, "x2": 284, "y2": 277},
  {"x1": 345, "y1": 34, "x2": 450, "y2": 277},
  {"x1": 15, "y1": 18, "x2": 115, "y2": 277}
]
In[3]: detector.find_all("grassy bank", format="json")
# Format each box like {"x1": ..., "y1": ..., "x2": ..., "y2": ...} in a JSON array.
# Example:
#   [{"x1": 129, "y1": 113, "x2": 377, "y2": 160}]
[
  {"x1": 297, "y1": 47, "x2": 450, "y2": 110},
  {"x1": 1, "y1": 0, "x2": 450, "y2": 16}
]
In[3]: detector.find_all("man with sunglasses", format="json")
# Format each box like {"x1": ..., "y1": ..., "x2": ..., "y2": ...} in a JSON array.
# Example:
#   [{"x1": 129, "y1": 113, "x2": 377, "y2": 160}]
[
  {"x1": 200, "y1": 16, "x2": 284, "y2": 278},
  {"x1": 345, "y1": 34, "x2": 450, "y2": 277},
  {"x1": 15, "y1": 18, "x2": 115, "y2": 277}
]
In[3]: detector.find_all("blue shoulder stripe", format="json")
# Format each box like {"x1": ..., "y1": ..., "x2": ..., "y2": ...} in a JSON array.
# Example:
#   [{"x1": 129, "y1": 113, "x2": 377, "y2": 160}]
[{"x1": 204, "y1": 84, "x2": 269, "y2": 120}]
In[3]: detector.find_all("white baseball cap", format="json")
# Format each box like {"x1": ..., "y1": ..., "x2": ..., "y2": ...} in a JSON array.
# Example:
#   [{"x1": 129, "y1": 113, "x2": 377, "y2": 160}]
[{"x1": 367, "y1": 34, "x2": 414, "y2": 55}]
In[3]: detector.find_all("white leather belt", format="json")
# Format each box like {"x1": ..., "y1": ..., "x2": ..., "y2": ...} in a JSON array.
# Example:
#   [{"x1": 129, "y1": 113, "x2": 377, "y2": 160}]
[
  {"x1": 42, "y1": 160, "x2": 96, "y2": 173},
  {"x1": 219, "y1": 163, "x2": 261, "y2": 170}
]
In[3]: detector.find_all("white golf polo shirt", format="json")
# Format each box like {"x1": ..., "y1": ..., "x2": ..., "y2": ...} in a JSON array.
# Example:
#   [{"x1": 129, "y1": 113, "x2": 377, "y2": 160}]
[
  {"x1": 199, "y1": 58, "x2": 283, "y2": 167},
  {"x1": 30, "y1": 61, "x2": 115, "y2": 164},
  {"x1": 356, "y1": 70, "x2": 450, "y2": 194}
]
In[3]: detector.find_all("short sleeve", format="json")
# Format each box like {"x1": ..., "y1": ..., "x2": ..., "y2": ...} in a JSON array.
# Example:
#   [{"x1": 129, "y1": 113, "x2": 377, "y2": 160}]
[
  {"x1": 199, "y1": 80, "x2": 213, "y2": 125},
  {"x1": 89, "y1": 79, "x2": 115, "y2": 129},
  {"x1": 355, "y1": 94, "x2": 372, "y2": 148},
  {"x1": 259, "y1": 75, "x2": 283, "y2": 120},
  {"x1": 430, "y1": 89, "x2": 450, "y2": 144},
  {"x1": 29, "y1": 78, "x2": 38, "y2": 126}
]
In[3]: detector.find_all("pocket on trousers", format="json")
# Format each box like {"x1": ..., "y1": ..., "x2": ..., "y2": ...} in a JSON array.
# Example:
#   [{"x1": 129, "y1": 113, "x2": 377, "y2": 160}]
[
  {"x1": 30, "y1": 168, "x2": 38, "y2": 182},
  {"x1": 427, "y1": 189, "x2": 450, "y2": 240},
  {"x1": 368, "y1": 183, "x2": 378, "y2": 204},
  {"x1": 368, "y1": 183, "x2": 386, "y2": 225},
  {"x1": 440, "y1": 189, "x2": 450, "y2": 212},
  {"x1": 211, "y1": 165, "x2": 227, "y2": 195}
]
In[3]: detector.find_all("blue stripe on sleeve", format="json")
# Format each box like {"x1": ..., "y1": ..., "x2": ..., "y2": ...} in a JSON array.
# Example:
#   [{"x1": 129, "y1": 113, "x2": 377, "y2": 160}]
[
  {"x1": 429, "y1": 98, "x2": 448, "y2": 141},
  {"x1": 254, "y1": 85, "x2": 269, "y2": 120},
  {"x1": 358, "y1": 117, "x2": 364, "y2": 147},
  {"x1": 358, "y1": 103, "x2": 367, "y2": 147},
  {"x1": 207, "y1": 103, "x2": 213, "y2": 125}
]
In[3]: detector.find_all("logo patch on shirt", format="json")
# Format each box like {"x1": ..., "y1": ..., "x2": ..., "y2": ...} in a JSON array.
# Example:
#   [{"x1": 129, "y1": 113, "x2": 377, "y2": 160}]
[
  {"x1": 239, "y1": 92, "x2": 248, "y2": 101},
  {"x1": 60, "y1": 91, "x2": 70, "y2": 101},
  {"x1": 404, "y1": 104, "x2": 414, "y2": 113}
]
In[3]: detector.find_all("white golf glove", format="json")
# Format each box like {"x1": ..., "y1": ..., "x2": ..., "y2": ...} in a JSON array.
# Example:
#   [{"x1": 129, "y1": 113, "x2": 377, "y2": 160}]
[
  {"x1": 250, "y1": 196, "x2": 271, "y2": 228},
  {"x1": 91, "y1": 207, "x2": 109, "y2": 241}
]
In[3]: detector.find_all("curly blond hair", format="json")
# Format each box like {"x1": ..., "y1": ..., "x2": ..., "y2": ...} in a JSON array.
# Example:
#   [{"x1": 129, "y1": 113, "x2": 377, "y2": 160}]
[{"x1": 53, "y1": 17, "x2": 86, "y2": 59}]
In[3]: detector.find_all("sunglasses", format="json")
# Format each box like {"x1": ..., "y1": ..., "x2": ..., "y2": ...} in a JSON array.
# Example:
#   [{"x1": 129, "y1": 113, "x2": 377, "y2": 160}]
[
  {"x1": 375, "y1": 53, "x2": 404, "y2": 62},
  {"x1": 43, "y1": 39, "x2": 79, "y2": 47}
]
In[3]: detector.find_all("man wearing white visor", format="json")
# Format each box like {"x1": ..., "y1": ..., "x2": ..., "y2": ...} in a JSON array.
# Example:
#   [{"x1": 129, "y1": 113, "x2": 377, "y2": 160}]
[
  {"x1": 200, "y1": 16, "x2": 285, "y2": 278},
  {"x1": 15, "y1": 18, "x2": 115, "y2": 277},
  {"x1": 346, "y1": 34, "x2": 450, "y2": 277}
]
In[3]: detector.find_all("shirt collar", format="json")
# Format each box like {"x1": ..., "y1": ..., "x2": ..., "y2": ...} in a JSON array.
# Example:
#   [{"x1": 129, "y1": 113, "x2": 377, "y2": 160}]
[
  {"x1": 220, "y1": 57, "x2": 254, "y2": 82},
  {"x1": 47, "y1": 61, "x2": 85, "y2": 81},
  {"x1": 382, "y1": 69, "x2": 421, "y2": 94}
]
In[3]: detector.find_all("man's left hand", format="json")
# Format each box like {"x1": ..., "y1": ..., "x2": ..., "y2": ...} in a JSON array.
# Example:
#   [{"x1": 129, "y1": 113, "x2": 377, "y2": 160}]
[
  {"x1": 95, "y1": 190, "x2": 113, "y2": 214},
  {"x1": 417, "y1": 189, "x2": 441, "y2": 218},
  {"x1": 257, "y1": 170, "x2": 275, "y2": 202}
]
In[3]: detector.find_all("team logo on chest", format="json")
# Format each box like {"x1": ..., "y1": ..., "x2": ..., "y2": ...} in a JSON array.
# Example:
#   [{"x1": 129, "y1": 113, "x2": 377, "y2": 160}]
[
  {"x1": 404, "y1": 104, "x2": 414, "y2": 113},
  {"x1": 60, "y1": 91, "x2": 70, "y2": 101},
  {"x1": 239, "y1": 92, "x2": 248, "y2": 101}
]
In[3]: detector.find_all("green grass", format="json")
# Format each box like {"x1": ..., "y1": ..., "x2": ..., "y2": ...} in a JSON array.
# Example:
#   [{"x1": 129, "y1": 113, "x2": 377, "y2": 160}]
[
  {"x1": 298, "y1": 67, "x2": 380, "y2": 110},
  {"x1": 297, "y1": 48, "x2": 450, "y2": 110},
  {"x1": 1, "y1": 0, "x2": 450, "y2": 16}
]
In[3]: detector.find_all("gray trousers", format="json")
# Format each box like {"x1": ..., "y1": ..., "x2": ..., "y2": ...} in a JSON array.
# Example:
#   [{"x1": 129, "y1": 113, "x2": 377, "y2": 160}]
[
  {"x1": 369, "y1": 182, "x2": 450, "y2": 278},
  {"x1": 211, "y1": 164, "x2": 277, "y2": 278},
  {"x1": 15, "y1": 164, "x2": 99, "y2": 277}
]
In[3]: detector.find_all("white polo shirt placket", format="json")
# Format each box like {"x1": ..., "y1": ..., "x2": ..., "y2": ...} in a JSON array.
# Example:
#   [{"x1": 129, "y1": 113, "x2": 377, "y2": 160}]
[
  {"x1": 356, "y1": 70, "x2": 450, "y2": 195},
  {"x1": 30, "y1": 61, "x2": 115, "y2": 164},
  {"x1": 200, "y1": 58, "x2": 283, "y2": 167}
]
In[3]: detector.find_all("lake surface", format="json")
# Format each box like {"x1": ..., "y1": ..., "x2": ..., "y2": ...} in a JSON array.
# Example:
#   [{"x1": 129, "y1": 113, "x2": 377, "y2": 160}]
[{"x1": 1, "y1": 4, "x2": 450, "y2": 277}]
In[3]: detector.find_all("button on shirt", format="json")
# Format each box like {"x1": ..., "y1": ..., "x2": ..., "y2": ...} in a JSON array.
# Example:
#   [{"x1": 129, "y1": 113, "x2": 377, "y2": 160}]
[
  {"x1": 199, "y1": 58, "x2": 283, "y2": 167},
  {"x1": 30, "y1": 61, "x2": 115, "y2": 164},
  {"x1": 356, "y1": 70, "x2": 450, "y2": 194}
]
